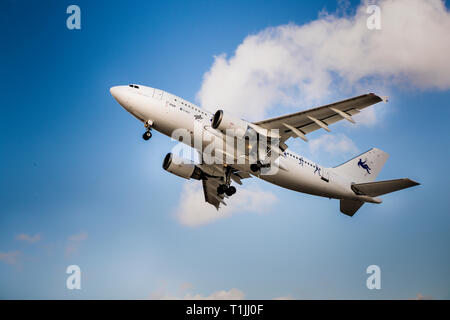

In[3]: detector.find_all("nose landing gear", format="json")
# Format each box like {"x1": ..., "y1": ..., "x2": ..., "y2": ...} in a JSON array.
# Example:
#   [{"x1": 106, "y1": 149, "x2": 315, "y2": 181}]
[
  {"x1": 142, "y1": 120, "x2": 153, "y2": 141},
  {"x1": 143, "y1": 131, "x2": 152, "y2": 140}
]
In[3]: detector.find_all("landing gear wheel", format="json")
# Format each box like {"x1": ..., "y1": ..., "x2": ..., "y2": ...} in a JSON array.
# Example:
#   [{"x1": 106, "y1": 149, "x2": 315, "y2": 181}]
[
  {"x1": 225, "y1": 186, "x2": 236, "y2": 196},
  {"x1": 217, "y1": 184, "x2": 228, "y2": 195},
  {"x1": 143, "y1": 131, "x2": 152, "y2": 140}
]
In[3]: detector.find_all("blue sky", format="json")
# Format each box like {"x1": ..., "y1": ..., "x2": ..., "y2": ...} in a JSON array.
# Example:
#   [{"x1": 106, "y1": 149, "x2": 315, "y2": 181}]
[{"x1": 0, "y1": 0, "x2": 449, "y2": 299}]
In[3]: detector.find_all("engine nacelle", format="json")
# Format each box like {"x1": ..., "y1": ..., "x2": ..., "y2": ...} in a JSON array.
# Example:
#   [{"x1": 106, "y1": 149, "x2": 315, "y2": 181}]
[
  {"x1": 162, "y1": 153, "x2": 202, "y2": 180},
  {"x1": 211, "y1": 110, "x2": 249, "y2": 138}
]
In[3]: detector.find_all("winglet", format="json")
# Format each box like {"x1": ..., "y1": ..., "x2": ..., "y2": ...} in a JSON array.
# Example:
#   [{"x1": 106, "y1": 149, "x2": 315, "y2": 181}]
[{"x1": 381, "y1": 96, "x2": 389, "y2": 103}]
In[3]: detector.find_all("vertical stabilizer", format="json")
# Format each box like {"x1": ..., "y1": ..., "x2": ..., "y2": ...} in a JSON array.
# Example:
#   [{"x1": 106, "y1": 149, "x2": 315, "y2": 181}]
[{"x1": 333, "y1": 148, "x2": 389, "y2": 183}]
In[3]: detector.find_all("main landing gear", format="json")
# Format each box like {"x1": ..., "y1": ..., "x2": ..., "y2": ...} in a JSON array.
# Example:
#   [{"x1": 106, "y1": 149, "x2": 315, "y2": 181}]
[
  {"x1": 217, "y1": 166, "x2": 237, "y2": 197},
  {"x1": 217, "y1": 184, "x2": 236, "y2": 196},
  {"x1": 142, "y1": 120, "x2": 153, "y2": 141}
]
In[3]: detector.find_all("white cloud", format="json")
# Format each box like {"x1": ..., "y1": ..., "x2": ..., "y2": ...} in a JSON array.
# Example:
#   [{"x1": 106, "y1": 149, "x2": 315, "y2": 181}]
[
  {"x1": 308, "y1": 133, "x2": 358, "y2": 156},
  {"x1": 15, "y1": 233, "x2": 41, "y2": 243},
  {"x1": 174, "y1": 180, "x2": 278, "y2": 227},
  {"x1": 151, "y1": 288, "x2": 245, "y2": 300},
  {"x1": 352, "y1": 107, "x2": 379, "y2": 127},
  {"x1": 0, "y1": 251, "x2": 21, "y2": 265},
  {"x1": 197, "y1": 0, "x2": 450, "y2": 121},
  {"x1": 65, "y1": 231, "x2": 88, "y2": 257}
]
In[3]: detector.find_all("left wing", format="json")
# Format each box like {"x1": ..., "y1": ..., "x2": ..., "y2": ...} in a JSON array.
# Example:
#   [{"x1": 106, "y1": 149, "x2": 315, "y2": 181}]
[{"x1": 253, "y1": 93, "x2": 387, "y2": 144}]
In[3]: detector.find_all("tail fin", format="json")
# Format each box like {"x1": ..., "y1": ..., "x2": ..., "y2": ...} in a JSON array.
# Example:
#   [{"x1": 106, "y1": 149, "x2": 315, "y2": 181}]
[{"x1": 333, "y1": 148, "x2": 389, "y2": 183}]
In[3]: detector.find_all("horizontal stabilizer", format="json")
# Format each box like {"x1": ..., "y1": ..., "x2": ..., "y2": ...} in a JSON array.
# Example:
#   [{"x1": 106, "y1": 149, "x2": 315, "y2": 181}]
[
  {"x1": 340, "y1": 199, "x2": 364, "y2": 216},
  {"x1": 352, "y1": 178, "x2": 420, "y2": 197}
]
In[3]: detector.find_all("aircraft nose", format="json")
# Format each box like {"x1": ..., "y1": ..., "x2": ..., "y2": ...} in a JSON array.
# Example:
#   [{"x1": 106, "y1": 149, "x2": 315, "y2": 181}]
[{"x1": 110, "y1": 86, "x2": 129, "y2": 106}]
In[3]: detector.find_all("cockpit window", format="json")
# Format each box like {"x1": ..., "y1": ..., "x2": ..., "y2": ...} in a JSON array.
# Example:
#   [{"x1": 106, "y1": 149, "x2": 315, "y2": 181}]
[{"x1": 128, "y1": 84, "x2": 140, "y2": 89}]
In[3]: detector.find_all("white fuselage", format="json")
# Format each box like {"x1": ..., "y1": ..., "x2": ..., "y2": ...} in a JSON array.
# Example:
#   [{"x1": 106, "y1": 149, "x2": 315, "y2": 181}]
[{"x1": 110, "y1": 84, "x2": 372, "y2": 202}]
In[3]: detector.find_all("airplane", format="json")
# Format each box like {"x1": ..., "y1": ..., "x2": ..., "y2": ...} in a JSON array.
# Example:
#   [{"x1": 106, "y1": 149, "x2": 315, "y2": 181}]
[{"x1": 110, "y1": 84, "x2": 419, "y2": 216}]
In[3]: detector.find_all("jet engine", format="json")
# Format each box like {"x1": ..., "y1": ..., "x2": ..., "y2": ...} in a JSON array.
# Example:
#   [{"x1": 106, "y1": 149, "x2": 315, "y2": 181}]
[
  {"x1": 162, "y1": 153, "x2": 202, "y2": 180},
  {"x1": 211, "y1": 110, "x2": 250, "y2": 138}
]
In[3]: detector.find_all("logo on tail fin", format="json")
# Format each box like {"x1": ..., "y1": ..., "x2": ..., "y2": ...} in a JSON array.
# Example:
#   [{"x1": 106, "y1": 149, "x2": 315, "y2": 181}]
[{"x1": 358, "y1": 158, "x2": 371, "y2": 174}]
